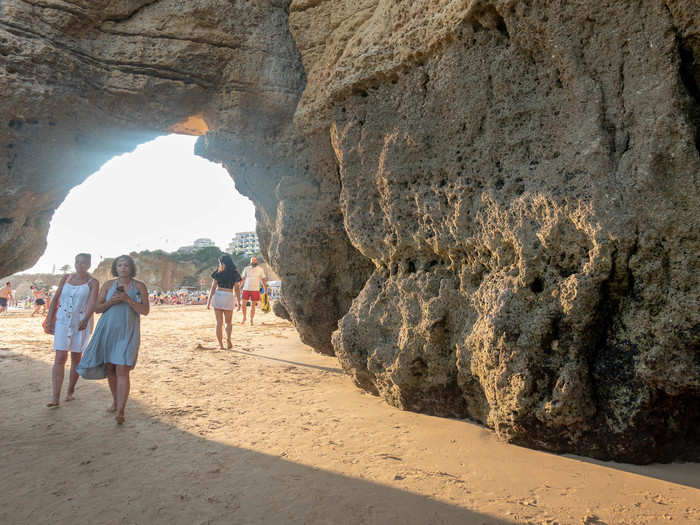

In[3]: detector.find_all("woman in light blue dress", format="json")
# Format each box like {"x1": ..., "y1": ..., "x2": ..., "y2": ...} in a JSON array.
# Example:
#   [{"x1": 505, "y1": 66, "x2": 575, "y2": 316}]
[{"x1": 77, "y1": 255, "x2": 149, "y2": 424}]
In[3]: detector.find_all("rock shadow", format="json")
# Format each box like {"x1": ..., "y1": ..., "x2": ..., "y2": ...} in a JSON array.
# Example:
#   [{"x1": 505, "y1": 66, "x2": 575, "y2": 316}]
[{"x1": 0, "y1": 352, "x2": 511, "y2": 524}]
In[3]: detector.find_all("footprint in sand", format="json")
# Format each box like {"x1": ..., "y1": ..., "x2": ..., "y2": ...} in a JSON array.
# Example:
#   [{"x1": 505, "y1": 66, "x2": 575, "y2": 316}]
[
  {"x1": 582, "y1": 514, "x2": 607, "y2": 525},
  {"x1": 193, "y1": 343, "x2": 218, "y2": 351}
]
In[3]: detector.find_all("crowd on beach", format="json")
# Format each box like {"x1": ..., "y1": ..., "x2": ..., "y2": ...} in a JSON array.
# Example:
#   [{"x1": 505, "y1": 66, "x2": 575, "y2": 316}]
[
  {"x1": 0, "y1": 252, "x2": 270, "y2": 425},
  {"x1": 150, "y1": 291, "x2": 208, "y2": 305}
]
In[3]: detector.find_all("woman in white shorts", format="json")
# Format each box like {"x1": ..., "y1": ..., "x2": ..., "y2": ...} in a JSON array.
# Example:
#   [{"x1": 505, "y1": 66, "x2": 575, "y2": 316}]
[
  {"x1": 207, "y1": 254, "x2": 242, "y2": 349},
  {"x1": 45, "y1": 253, "x2": 99, "y2": 407}
]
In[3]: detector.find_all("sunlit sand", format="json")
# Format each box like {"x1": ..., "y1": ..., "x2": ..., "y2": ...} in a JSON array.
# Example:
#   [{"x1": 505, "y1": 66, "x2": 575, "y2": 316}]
[{"x1": 1, "y1": 306, "x2": 698, "y2": 524}]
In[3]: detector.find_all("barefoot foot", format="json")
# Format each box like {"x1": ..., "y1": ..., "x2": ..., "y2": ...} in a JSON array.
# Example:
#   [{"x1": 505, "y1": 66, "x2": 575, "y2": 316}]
[
  {"x1": 241, "y1": 318, "x2": 246, "y2": 325},
  {"x1": 227, "y1": 339, "x2": 232, "y2": 349},
  {"x1": 46, "y1": 400, "x2": 60, "y2": 408},
  {"x1": 107, "y1": 404, "x2": 116, "y2": 413},
  {"x1": 65, "y1": 393, "x2": 76, "y2": 402},
  {"x1": 115, "y1": 414, "x2": 125, "y2": 425}
]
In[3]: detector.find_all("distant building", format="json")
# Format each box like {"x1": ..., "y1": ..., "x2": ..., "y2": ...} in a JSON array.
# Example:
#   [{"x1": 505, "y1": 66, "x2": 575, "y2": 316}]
[
  {"x1": 193, "y1": 238, "x2": 215, "y2": 249},
  {"x1": 228, "y1": 231, "x2": 259, "y2": 254},
  {"x1": 177, "y1": 238, "x2": 216, "y2": 254}
]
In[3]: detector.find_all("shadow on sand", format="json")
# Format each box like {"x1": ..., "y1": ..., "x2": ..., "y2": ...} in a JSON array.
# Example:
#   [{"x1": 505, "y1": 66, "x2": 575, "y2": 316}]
[
  {"x1": 0, "y1": 352, "x2": 511, "y2": 524},
  {"x1": 207, "y1": 346, "x2": 700, "y2": 491},
  {"x1": 228, "y1": 348, "x2": 346, "y2": 374}
]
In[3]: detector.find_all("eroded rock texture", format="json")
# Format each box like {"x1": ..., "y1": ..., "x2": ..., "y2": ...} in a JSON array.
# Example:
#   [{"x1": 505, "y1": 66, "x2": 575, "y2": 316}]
[
  {"x1": 293, "y1": 0, "x2": 700, "y2": 462},
  {"x1": 2, "y1": 0, "x2": 699, "y2": 462}
]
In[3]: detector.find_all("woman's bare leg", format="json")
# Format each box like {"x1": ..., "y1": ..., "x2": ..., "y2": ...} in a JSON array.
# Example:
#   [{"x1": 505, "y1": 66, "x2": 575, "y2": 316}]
[
  {"x1": 65, "y1": 352, "x2": 82, "y2": 401},
  {"x1": 106, "y1": 363, "x2": 117, "y2": 412},
  {"x1": 224, "y1": 309, "x2": 233, "y2": 348},
  {"x1": 115, "y1": 365, "x2": 131, "y2": 424},
  {"x1": 48, "y1": 351, "x2": 68, "y2": 407},
  {"x1": 214, "y1": 309, "x2": 224, "y2": 349}
]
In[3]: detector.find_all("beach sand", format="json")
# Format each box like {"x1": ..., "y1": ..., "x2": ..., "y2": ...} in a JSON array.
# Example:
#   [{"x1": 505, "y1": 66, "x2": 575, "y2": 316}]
[{"x1": 1, "y1": 306, "x2": 698, "y2": 524}]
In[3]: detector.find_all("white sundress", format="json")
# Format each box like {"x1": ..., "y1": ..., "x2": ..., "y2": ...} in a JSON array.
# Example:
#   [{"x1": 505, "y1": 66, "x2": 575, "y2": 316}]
[{"x1": 53, "y1": 280, "x2": 94, "y2": 352}]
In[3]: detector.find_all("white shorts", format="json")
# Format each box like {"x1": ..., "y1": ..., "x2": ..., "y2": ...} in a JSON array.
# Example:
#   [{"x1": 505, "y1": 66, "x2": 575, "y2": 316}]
[{"x1": 211, "y1": 289, "x2": 235, "y2": 310}]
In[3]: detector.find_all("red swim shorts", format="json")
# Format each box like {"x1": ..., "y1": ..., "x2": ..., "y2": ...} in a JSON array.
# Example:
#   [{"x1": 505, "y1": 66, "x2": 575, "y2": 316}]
[{"x1": 242, "y1": 290, "x2": 260, "y2": 302}]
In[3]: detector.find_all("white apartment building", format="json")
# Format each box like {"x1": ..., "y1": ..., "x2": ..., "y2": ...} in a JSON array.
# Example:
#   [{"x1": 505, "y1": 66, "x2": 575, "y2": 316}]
[{"x1": 228, "y1": 231, "x2": 259, "y2": 254}]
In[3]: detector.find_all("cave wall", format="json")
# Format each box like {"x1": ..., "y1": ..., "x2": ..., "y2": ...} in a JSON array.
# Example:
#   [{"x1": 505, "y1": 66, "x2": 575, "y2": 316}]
[
  {"x1": 1, "y1": 0, "x2": 699, "y2": 462},
  {"x1": 291, "y1": 0, "x2": 700, "y2": 462}
]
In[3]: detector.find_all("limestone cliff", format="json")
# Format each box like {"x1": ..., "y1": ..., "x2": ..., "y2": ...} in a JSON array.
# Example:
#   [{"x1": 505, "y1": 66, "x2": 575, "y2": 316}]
[
  {"x1": 90, "y1": 250, "x2": 273, "y2": 291},
  {"x1": 92, "y1": 253, "x2": 204, "y2": 292},
  {"x1": 1, "y1": 0, "x2": 698, "y2": 462}
]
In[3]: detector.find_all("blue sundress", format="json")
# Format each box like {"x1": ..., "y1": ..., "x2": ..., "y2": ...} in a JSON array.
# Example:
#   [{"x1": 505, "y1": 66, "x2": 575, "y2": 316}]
[{"x1": 77, "y1": 280, "x2": 142, "y2": 379}]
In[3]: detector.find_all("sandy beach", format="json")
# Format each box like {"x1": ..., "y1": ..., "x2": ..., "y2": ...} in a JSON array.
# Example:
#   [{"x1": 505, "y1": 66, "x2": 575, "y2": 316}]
[{"x1": 1, "y1": 306, "x2": 698, "y2": 524}]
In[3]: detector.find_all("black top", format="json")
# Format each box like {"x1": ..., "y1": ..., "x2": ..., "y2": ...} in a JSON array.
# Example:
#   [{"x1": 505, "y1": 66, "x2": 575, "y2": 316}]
[{"x1": 211, "y1": 270, "x2": 241, "y2": 289}]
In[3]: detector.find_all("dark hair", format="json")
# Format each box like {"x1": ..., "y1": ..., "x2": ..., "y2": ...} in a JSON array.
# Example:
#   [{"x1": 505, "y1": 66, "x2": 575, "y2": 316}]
[
  {"x1": 217, "y1": 254, "x2": 241, "y2": 282},
  {"x1": 75, "y1": 253, "x2": 91, "y2": 264},
  {"x1": 111, "y1": 255, "x2": 136, "y2": 277}
]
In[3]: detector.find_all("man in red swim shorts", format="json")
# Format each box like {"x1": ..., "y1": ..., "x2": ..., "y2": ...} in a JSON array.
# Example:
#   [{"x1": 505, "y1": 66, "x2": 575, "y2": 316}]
[{"x1": 240, "y1": 256, "x2": 267, "y2": 326}]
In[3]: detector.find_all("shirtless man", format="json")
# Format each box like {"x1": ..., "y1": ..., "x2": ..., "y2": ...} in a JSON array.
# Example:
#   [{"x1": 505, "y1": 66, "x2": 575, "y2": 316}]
[
  {"x1": 240, "y1": 256, "x2": 267, "y2": 326},
  {"x1": 30, "y1": 285, "x2": 48, "y2": 316},
  {"x1": 0, "y1": 282, "x2": 13, "y2": 314}
]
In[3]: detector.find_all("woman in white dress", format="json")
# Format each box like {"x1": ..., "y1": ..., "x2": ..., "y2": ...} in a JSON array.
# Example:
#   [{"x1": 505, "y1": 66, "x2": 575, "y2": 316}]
[{"x1": 45, "y1": 253, "x2": 99, "y2": 407}]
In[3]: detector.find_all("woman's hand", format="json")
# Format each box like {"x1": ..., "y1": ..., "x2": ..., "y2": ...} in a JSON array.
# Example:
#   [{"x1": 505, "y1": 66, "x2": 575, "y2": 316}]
[
  {"x1": 45, "y1": 323, "x2": 55, "y2": 335},
  {"x1": 110, "y1": 292, "x2": 125, "y2": 304},
  {"x1": 208, "y1": 280, "x2": 218, "y2": 310},
  {"x1": 78, "y1": 317, "x2": 90, "y2": 331}
]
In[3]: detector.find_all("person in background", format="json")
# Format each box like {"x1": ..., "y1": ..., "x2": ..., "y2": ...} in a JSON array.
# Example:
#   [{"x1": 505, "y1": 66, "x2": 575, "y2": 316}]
[
  {"x1": 240, "y1": 256, "x2": 267, "y2": 326},
  {"x1": 77, "y1": 255, "x2": 149, "y2": 424},
  {"x1": 207, "y1": 254, "x2": 242, "y2": 349},
  {"x1": 45, "y1": 253, "x2": 99, "y2": 407},
  {"x1": 0, "y1": 282, "x2": 13, "y2": 314},
  {"x1": 30, "y1": 285, "x2": 48, "y2": 316}
]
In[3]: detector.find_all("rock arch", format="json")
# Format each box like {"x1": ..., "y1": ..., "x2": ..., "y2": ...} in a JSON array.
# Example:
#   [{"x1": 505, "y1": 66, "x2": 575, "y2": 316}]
[
  {"x1": 0, "y1": 0, "x2": 372, "y2": 355},
  {"x1": 2, "y1": 1, "x2": 699, "y2": 463}
]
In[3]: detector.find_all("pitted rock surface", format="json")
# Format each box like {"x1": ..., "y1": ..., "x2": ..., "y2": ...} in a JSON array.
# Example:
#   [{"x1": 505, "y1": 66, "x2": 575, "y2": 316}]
[
  {"x1": 322, "y1": 1, "x2": 700, "y2": 462},
  {"x1": 2, "y1": 0, "x2": 698, "y2": 461}
]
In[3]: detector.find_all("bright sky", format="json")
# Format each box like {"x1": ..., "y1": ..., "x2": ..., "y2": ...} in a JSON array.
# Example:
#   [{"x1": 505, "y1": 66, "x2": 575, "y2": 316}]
[{"x1": 23, "y1": 134, "x2": 256, "y2": 274}]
